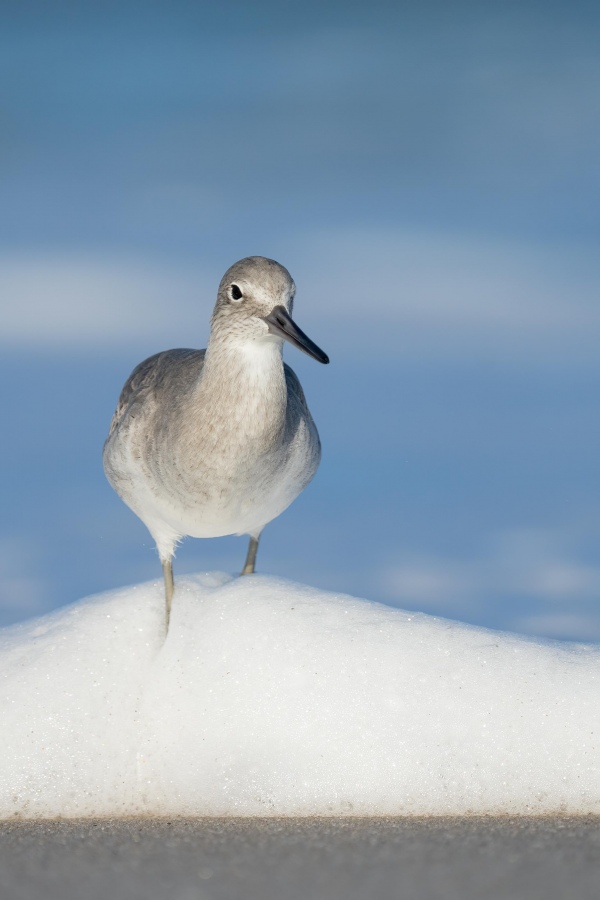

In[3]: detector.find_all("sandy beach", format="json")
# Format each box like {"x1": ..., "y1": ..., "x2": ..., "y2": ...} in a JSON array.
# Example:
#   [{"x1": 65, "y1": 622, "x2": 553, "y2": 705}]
[{"x1": 2, "y1": 816, "x2": 599, "y2": 900}]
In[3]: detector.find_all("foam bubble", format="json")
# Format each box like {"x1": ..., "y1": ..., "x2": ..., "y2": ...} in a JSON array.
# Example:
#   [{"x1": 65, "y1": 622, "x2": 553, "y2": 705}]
[{"x1": 1, "y1": 574, "x2": 599, "y2": 818}]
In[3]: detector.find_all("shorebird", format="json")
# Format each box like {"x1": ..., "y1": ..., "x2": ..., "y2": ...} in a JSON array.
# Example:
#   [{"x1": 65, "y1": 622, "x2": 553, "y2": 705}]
[{"x1": 103, "y1": 256, "x2": 329, "y2": 628}]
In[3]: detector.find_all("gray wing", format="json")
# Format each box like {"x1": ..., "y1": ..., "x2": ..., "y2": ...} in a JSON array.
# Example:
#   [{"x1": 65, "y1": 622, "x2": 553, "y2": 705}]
[
  {"x1": 106, "y1": 349, "x2": 206, "y2": 440},
  {"x1": 283, "y1": 362, "x2": 309, "y2": 410},
  {"x1": 284, "y1": 362, "x2": 321, "y2": 454}
]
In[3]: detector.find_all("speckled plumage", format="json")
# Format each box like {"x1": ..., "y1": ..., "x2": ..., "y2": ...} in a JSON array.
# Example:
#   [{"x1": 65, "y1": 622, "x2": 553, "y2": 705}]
[{"x1": 103, "y1": 257, "x2": 328, "y2": 623}]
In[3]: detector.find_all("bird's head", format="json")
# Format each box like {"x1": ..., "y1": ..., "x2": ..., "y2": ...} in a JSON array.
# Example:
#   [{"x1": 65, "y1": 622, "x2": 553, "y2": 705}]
[{"x1": 210, "y1": 256, "x2": 329, "y2": 364}]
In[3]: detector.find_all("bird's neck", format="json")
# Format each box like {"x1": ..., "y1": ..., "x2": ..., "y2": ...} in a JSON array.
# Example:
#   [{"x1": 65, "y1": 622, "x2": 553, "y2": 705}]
[{"x1": 197, "y1": 335, "x2": 288, "y2": 440}]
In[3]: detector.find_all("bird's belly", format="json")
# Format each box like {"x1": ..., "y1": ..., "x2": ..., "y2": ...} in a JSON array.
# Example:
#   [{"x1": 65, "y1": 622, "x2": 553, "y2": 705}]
[
  {"x1": 172, "y1": 442, "x2": 318, "y2": 538},
  {"x1": 145, "y1": 479, "x2": 299, "y2": 540},
  {"x1": 109, "y1": 415, "x2": 319, "y2": 540}
]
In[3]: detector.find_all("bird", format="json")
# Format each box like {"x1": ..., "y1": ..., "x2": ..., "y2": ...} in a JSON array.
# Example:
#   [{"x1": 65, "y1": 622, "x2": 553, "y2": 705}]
[{"x1": 103, "y1": 256, "x2": 329, "y2": 629}]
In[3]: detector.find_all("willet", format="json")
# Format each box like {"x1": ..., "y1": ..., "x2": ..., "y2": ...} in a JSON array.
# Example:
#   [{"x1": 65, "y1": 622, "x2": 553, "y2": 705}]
[{"x1": 103, "y1": 256, "x2": 329, "y2": 628}]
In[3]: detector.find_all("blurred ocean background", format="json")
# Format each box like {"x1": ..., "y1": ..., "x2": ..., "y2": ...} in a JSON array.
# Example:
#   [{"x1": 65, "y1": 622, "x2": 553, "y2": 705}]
[{"x1": 1, "y1": 0, "x2": 599, "y2": 639}]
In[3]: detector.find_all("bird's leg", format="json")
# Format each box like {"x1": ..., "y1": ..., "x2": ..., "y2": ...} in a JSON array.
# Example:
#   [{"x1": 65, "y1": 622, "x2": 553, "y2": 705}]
[
  {"x1": 162, "y1": 558, "x2": 174, "y2": 629},
  {"x1": 241, "y1": 535, "x2": 261, "y2": 575}
]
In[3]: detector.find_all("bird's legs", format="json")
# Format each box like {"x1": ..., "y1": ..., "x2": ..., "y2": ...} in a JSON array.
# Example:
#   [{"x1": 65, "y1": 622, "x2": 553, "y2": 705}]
[
  {"x1": 241, "y1": 535, "x2": 261, "y2": 575},
  {"x1": 162, "y1": 557, "x2": 174, "y2": 629}
]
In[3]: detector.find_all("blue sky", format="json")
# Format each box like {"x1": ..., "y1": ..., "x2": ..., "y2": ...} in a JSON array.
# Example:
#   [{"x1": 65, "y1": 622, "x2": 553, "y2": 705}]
[{"x1": 1, "y1": 0, "x2": 599, "y2": 639}]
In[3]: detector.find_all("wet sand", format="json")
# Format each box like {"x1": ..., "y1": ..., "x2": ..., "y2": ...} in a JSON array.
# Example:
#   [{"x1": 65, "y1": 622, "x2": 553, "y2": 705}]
[{"x1": 1, "y1": 816, "x2": 599, "y2": 900}]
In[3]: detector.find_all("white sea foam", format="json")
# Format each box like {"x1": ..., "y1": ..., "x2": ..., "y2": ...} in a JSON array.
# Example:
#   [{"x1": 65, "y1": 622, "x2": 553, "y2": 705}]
[{"x1": 1, "y1": 573, "x2": 599, "y2": 819}]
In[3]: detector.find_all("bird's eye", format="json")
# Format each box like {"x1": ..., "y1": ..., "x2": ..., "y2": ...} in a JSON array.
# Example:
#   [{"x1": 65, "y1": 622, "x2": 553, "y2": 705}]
[{"x1": 229, "y1": 284, "x2": 243, "y2": 301}]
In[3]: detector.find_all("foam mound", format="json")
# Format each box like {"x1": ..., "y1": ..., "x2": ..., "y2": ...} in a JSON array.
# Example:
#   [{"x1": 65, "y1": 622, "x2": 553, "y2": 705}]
[{"x1": 1, "y1": 573, "x2": 599, "y2": 819}]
